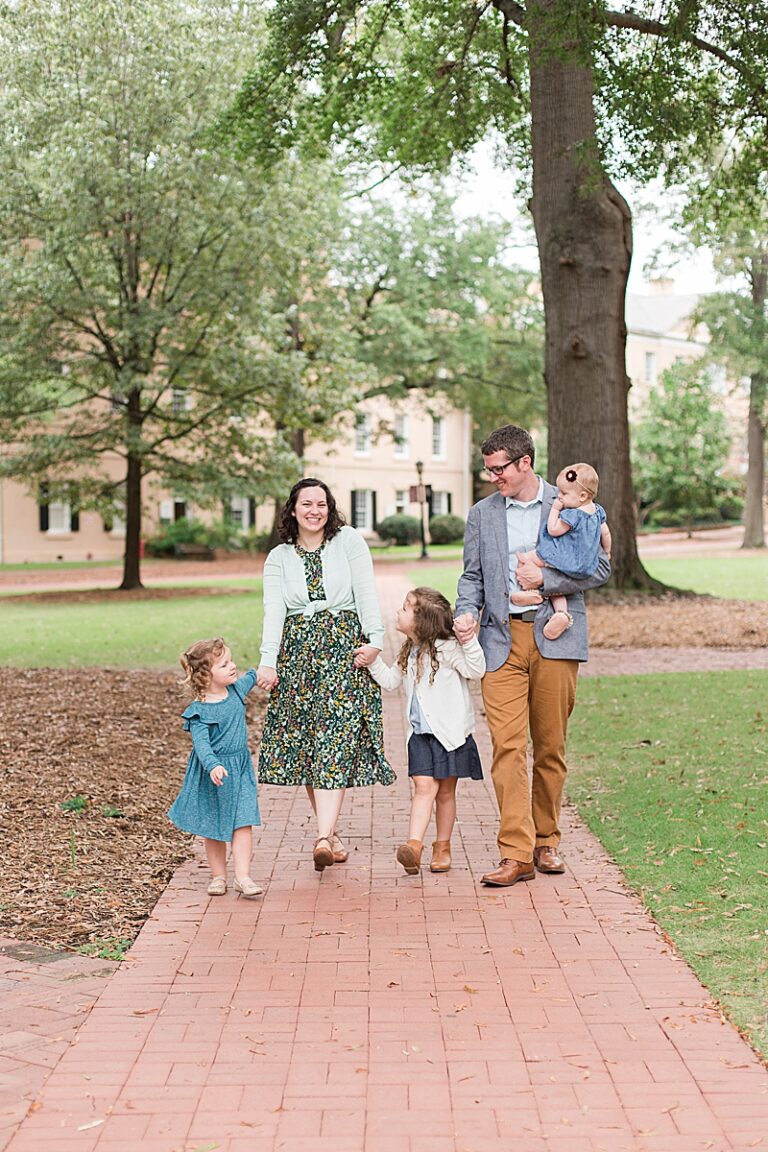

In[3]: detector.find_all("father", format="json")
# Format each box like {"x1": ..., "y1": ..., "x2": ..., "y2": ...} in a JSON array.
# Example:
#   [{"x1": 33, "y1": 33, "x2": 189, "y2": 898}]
[{"x1": 454, "y1": 424, "x2": 610, "y2": 886}]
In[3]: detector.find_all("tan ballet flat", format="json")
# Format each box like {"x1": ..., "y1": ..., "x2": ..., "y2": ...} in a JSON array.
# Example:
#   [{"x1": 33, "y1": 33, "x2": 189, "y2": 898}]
[
  {"x1": 430, "y1": 841, "x2": 451, "y2": 872},
  {"x1": 233, "y1": 876, "x2": 263, "y2": 898},
  {"x1": 207, "y1": 876, "x2": 227, "y2": 896}
]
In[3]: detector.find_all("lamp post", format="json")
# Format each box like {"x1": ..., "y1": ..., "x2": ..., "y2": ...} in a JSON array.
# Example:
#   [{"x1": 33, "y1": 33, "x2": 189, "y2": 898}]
[{"x1": 415, "y1": 459, "x2": 429, "y2": 560}]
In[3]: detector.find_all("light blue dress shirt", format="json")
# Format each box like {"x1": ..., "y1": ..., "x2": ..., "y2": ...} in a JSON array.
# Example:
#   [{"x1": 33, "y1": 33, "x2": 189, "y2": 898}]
[{"x1": 505, "y1": 477, "x2": 544, "y2": 615}]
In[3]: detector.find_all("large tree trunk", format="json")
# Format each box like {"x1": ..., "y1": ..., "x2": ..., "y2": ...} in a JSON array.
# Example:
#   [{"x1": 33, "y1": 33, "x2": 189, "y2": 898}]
[
  {"x1": 742, "y1": 259, "x2": 766, "y2": 548},
  {"x1": 120, "y1": 388, "x2": 144, "y2": 590},
  {"x1": 742, "y1": 377, "x2": 766, "y2": 548},
  {"x1": 527, "y1": 0, "x2": 659, "y2": 589}
]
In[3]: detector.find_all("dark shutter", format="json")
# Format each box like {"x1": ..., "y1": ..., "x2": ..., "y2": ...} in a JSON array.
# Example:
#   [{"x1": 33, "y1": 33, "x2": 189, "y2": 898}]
[
  {"x1": 428, "y1": 488, "x2": 434, "y2": 520},
  {"x1": 248, "y1": 498, "x2": 256, "y2": 529},
  {"x1": 39, "y1": 483, "x2": 49, "y2": 532},
  {"x1": 350, "y1": 490, "x2": 358, "y2": 527},
  {"x1": 174, "y1": 500, "x2": 186, "y2": 522},
  {"x1": 71, "y1": 509, "x2": 80, "y2": 532},
  {"x1": 447, "y1": 493, "x2": 453, "y2": 513},
  {"x1": 371, "y1": 491, "x2": 377, "y2": 531}
]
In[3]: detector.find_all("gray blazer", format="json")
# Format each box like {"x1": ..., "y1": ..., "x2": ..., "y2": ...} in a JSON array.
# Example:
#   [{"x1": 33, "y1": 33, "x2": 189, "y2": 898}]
[{"x1": 455, "y1": 482, "x2": 611, "y2": 671}]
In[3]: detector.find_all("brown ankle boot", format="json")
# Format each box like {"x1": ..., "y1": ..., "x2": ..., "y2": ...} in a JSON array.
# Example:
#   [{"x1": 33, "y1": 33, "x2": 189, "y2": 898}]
[
  {"x1": 396, "y1": 839, "x2": 423, "y2": 875},
  {"x1": 430, "y1": 840, "x2": 451, "y2": 872}
]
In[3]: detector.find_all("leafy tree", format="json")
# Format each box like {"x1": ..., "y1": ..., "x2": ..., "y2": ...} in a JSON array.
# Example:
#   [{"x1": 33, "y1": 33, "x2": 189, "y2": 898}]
[
  {"x1": 230, "y1": 0, "x2": 768, "y2": 588},
  {"x1": 0, "y1": 0, "x2": 329, "y2": 590},
  {"x1": 675, "y1": 185, "x2": 767, "y2": 549},
  {"x1": 341, "y1": 195, "x2": 545, "y2": 439},
  {"x1": 633, "y1": 363, "x2": 734, "y2": 538}
]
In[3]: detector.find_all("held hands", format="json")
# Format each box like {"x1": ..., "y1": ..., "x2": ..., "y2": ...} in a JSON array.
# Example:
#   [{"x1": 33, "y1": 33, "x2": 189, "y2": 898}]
[
  {"x1": 210, "y1": 765, "x2": 228, "y2": 787},
  {"x1": 353, "y1": 644, "x2": 381, "y2": 669},
  {"x1": 256, "y1": 665, "x2": 278, "y2": 691},
  {"x1": 453, "y1": 613, "x2": 477, "y2": 645},
  {"x1": 515, "y1": 551, "x2": 544, "y2": 590}
]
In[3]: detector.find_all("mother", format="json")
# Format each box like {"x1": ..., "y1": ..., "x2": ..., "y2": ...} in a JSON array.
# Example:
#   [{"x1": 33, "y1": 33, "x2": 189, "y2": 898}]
[{"x1": 256, "y1": 478, "x2": 395, "y2": 871}]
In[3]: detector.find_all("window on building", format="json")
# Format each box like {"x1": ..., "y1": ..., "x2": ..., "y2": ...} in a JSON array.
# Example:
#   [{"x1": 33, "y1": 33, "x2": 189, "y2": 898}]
[
  {"x1": 39, "y1": 483, "x2": 79, "y2": 534},
  {"x1": 429, "y1": 490, "x2": 451, "y2": 517},
  {"x1": 48, "y1": 501, "x2": 72, "y2": 534},
  {"x1": 393, "y1": 414, "x2": 409, "y2": 458},
  {"x1": 394, "y1": 489, "x2": 408, "y2": 514},
  {"x1": 351, "y1": 489, "x2": 376, "y2": 531},
  {"x1": 159, "y1": 500, "x2": 173, "y2": 524},
  {"x1": 229, "y1": 495, "x2": 251, "y2": 528},
  {"x1": 431, "y1": 416, "x2": 445, "y2": 457},
  {"x1": 355, "y1": 413, "x2": 372, "y2": 454},
  {"x1": 644, "y1": 352, "x2": 657, "y2": 386},
  {"x1": 171, "y1": 389, "x2": 191, "y2": 413}
]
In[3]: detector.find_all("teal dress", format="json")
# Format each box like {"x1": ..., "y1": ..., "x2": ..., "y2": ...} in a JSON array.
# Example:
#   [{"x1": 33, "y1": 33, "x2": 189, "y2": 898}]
[
  {"x1": 168, "y1": 670, "x2": 261, "y2": 841},
  {"x1": 258, "y1": 544, "x2": 395, "y2": 790}
]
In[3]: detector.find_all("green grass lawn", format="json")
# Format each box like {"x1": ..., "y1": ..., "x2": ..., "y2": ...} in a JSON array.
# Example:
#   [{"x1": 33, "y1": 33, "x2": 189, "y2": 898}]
[
  {"x1": 568, "y1": 670, "x2": 768, "y2": 1057},
  {"x1": 411, "y1": 553, "x2": 768, "y2": 604},
  {"x1": 0, "y1": 590, "x2": 263, "y2": 668},
  {"x1": 641, "y1": 554, "x2": 768, "y2": 600}
]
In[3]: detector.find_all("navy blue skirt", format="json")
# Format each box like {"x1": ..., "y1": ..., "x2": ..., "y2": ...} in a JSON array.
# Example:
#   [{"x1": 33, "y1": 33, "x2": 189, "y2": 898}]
[{"x1": 407, "y1": 732, "x2": 483, "y2": 780}]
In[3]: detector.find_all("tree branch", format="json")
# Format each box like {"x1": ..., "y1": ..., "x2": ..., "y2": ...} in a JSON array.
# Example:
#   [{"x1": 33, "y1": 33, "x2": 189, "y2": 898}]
[{"x1": 603, "y1": 8, "x2": 746, "y2": 74}]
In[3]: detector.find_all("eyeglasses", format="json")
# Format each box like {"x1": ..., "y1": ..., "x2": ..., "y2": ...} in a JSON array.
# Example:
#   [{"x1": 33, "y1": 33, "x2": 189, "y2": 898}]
[{"x1": 481, "y1": 453, "x2": 526, "y2": 479}]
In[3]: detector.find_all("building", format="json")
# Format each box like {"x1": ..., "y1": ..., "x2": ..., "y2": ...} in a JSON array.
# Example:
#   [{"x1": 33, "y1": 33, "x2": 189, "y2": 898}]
[{"x1": 0, "y1": 395, "x2": 472, "y2": 563}]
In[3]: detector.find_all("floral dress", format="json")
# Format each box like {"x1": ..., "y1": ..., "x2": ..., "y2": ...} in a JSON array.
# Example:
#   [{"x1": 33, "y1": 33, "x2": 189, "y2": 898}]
[{"x1": 257, "y1": 544, "x2": 395, "y2": 790}]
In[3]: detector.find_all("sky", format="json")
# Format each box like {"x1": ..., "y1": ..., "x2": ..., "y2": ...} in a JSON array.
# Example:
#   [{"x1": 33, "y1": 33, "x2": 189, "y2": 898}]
[{"x1": 448, "y1": 144, "x2": 719, "y2": 297}]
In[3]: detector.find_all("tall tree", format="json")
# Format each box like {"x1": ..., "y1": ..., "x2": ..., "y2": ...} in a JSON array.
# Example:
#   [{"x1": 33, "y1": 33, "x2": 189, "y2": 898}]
[
  {"x1": 230, "y1": 0, "x2": 768, "y2": 587},
  {"x1": 676, "y1": 186, "x2": 768, "y2": 549},
  {"x1": 0, "y1": 0, "x2": 314, "y2": 589},
  {"x1": 633, "y1": 363, "x2": 734, "y2": 539}
]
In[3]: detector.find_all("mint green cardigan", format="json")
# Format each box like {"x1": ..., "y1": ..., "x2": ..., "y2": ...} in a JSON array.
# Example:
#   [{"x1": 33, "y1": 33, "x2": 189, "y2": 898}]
[{"x1": 259, "y1": 526, "x2": 385, "y2": 667}]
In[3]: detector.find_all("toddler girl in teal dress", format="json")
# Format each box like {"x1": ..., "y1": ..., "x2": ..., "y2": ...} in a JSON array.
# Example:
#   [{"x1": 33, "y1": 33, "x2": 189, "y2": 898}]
[{"x1": 168, "y1": 638, "x2": 263, "y2": 898}]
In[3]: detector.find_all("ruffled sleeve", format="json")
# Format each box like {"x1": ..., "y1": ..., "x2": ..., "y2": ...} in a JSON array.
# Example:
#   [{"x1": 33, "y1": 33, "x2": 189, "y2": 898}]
[
  {"x1": 559, "y1": 507, "x2": 581, "y2": 529},
  {"x1": 181, "y1": 703, "x2": 220, "y2": 773}
]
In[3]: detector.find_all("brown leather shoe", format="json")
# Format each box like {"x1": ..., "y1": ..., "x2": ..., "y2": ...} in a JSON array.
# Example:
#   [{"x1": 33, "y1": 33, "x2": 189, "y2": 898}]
[
  {"x1": 430, "y1": 840, "x2": 451, "y2": 873},
  {"x1": 480, "y1": 859, "x2": 535, "y2": 886},
  {"x1": 396, "y1": 839, "x2": 423, "y2": 875},
  {"x1": 533, "y1": 845, "x2": 565, "y2": 874}
]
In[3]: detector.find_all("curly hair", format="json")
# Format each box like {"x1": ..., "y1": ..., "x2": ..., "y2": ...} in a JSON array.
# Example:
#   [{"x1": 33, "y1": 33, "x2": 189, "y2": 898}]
[
  {"x1": 278, "y1": 477, "x2": 346, "y2": 544},
  {"x1": 397, "y1": 587, "x2": 455, "y2": 685},
  {"x1": 179, "y1": 637, "x2": 226, "y2": 701}
]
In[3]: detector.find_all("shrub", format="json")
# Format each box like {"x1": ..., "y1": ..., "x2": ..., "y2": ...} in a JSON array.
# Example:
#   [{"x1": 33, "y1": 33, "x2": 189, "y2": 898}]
[
  {"x1": 145, "y1": 517, "x2": 239, "y2": 556},
  {"x1": 376, "y1": 514, "x2": 422, "y2": 546},
  {"x1": 238, "y1": 526, "x2": 274, "y2": 554},
  {"x1": 428, "y1": 513, "x2": 465, "y2": 544}
]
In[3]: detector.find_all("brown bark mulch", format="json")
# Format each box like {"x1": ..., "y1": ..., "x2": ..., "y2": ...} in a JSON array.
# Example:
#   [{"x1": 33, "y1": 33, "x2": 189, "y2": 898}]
[
  {"x1": 1, "y1": 668, "x2": 265, "y2": 956},
  {"x1": 3, "y1": 593, "x2": 766, "y2": 956}
]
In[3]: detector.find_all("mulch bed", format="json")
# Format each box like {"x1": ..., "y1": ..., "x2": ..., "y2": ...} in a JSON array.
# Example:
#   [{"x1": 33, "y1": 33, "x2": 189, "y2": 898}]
[
  {"x1": 3, "y1": 593, "x2": 765, "y2": 956},
  {"x1": 1, "y1": 668, "x2": 265, "y2": 954}
]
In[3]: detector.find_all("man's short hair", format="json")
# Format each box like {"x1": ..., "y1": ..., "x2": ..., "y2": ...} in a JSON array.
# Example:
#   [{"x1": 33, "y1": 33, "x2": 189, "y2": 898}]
[{"x1": 480, "y1": 424, "x2": 535, "y2": 467}]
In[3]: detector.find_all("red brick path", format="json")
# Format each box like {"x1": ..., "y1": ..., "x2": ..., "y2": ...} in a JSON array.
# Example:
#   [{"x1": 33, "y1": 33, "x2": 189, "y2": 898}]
[{"x1": 3, "y1": 571, "x2": 768, "y2": 1151}]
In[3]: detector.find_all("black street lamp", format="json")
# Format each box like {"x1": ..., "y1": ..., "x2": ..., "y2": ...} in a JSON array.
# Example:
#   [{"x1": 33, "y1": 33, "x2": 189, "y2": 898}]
[{"x1": 415, "y1": 459, "x2": 429, "y2": 560}]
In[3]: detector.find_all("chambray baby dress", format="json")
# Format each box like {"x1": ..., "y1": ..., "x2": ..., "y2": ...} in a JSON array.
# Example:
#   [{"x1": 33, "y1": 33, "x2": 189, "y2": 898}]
[
  {"x1": 168, "y1": 670, "x2": 261, "y2": 841},
  {"x1": 536, "y1": 504, "x2": 607, "y2": 579}
]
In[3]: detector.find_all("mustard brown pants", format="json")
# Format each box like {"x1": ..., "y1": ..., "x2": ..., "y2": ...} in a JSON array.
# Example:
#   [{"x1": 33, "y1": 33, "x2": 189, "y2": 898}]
[{"x1": 481, "y1": 618, "x2": 578, "y2": 863}]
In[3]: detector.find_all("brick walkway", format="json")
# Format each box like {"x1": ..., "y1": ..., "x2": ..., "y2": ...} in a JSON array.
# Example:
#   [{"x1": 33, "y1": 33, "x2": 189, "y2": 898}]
[{"x1": 4, "y1": 571, "x2": 768, "y2": 1151}]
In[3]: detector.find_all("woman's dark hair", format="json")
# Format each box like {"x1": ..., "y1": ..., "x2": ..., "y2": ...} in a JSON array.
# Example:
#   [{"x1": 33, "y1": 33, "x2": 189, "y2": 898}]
[{"x1": 278, "y1": 477, "x2": 346, "y2": 544}]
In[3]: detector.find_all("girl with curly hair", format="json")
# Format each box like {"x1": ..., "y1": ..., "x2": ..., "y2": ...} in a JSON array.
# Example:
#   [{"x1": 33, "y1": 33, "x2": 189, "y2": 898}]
[
  {"x1": 168, "y1": 638, "x2": 263, "y2": 898},
  {"x1": 368, "y1": 587, "x2": 485, "y2": 876},
  {"x1": 256, "y1": 478, "x2": 395, "y2": 872}
]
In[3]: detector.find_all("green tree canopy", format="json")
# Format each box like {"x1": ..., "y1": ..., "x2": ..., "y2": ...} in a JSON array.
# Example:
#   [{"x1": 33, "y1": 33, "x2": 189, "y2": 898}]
[{"x1": 633, "y1": 362, "x2": 735, "y2": 538}]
